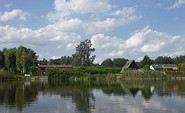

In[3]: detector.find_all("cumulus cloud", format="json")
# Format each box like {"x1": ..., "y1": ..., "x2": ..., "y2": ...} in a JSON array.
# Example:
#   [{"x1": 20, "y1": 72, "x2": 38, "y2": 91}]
[
  {"x1": 48, "y1": 0, "x2": 112, "y2": 21},
  {"x1": 90, "y1": 26, "x2": 183, "y2": 63},
  {"x1": 169, "y1": 0, "x2": 185, "y2": 10},
  {"x1": 85, "y1": 7, "x2": 141, "y2": 34},
  {"x1": 0, "y1": 9, "x2": 29, "y2": 22},
  {"x1": 48, "y1": 0, "x2": 141, "y2": 34},
  {"x1": 53, "y1": 18, "x2": 82, "y2": 32},
  {"x1": 54, "y1": 0, "x2": 111, "y2": 14},
  {"x1": 0, "y1": 25, "x2": 80, "y2": 48}
]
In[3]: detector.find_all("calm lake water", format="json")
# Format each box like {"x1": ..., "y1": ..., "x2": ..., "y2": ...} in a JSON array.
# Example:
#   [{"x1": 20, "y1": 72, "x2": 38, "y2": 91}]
[{"x1": 0, "y1": 79, "x2": 185, "y2": 113}]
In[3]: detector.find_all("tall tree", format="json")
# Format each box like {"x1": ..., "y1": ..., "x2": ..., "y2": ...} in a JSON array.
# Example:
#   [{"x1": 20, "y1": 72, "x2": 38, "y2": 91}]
[
  {"x1": 101, "y1": 58, "x2": 113, "y2": 67},
  {"x1": 16, "y1": 46, "x2": 38, "y2": 73},
  {"x1": 73, "y1": 39, "x2": 95, "y2": 66},
  {"x1": 4, "y1": 48, "x2": 17, "y2": 72},
  {"x1": 140, "y1": 55, "x2": 153, "y2": 68}
]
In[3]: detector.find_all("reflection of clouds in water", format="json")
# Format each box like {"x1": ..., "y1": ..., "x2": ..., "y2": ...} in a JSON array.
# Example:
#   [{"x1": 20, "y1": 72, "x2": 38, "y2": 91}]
[
  {"x1": 143, "y1": 100, "x2": 167, "y2": 111},
  {"x1": 92, "y1": 89, "x2": 185, "y2": 113},
  {"x1": 93, "y1": 90, "x2": 145, "y2": 113}
]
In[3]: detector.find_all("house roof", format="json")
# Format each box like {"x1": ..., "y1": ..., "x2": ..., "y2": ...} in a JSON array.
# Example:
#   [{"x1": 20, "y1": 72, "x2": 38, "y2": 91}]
[
  {"x1": 122, "y1": 60, "x2": 139, "y2": 69},
  {"x1": 123, "y1": 60, "x2": 134, "y2": 68},
  {"x1": 38, "y1": 65, "x2": 73, "y2": 68},
  {"x1": 151, "y1": 64, "x2": 178, "y2": 69}
]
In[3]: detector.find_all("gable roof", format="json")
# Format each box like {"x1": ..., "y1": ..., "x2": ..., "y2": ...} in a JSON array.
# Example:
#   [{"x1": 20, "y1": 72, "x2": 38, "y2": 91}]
[
  {"x1": 122, "y1": 60, "x2": 139, "y2": 69},
  {"x1": 123, "y1": 60, "x2": 134, "y2": 68}
]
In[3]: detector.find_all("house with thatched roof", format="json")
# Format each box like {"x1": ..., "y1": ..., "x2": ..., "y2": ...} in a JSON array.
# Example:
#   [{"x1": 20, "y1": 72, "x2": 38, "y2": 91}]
[{"x1": 121, "y1": 60, "x2": 139, "y2": 73}]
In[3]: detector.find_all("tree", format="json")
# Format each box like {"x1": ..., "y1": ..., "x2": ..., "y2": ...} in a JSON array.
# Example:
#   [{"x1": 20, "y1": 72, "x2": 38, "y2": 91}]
[
  {"x1": 73, "y1": 39, "x2": 95, "y2": 66},
  {"x1": 16, "y1": 46, "x2": 38, "y2": 73},
  {"x1": 39, "y1": 58, "x2": 48, "y2": 65},
  {"x1": 0, "y1": 50, "x2": 5, "y2": 68},
  {"x1": 113, "y1": 58, "x2": 128, "y2": 67},
  {"x1": 154, "y1": 56, "x2": 173, "y2": 64},
  {"x1": 140, "y1": 55, "x2": 153, "y2": 68},
  {"x1": 4, "y1": 48, "x2": 17, "y2": 72},
  {"x1": 101, "y1": 58, "x2": 113, "y2": 67},
  {"x1": 173, "y1": 55, "x2": 185, "y2": 64},
  {"x1": 178, "y1": 63, "x2": 185, "y2": 74}
]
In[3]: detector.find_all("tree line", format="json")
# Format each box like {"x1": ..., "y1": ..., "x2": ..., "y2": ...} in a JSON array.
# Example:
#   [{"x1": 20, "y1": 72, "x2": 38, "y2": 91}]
[
  {"x1": 1, "y1": 39, "x2": 185, "y2": 74},
  {"x1": 0, "y1": 46, "x2": 38, "y2": 73},
  {"x1": 101, "y1": 55, "x2": 185, "y2": 68},
  {"x1": 0, "y1": 39, "x2": 96, "y2": 74}
]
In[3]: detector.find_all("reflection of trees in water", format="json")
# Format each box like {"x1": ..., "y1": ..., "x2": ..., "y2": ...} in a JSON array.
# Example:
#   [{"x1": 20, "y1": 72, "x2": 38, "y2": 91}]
[
  {"x1": 72, "y1": 90, "x2": 95, "y2": 113},
  {"x1": 0, "y1": 81, "x2": 39, "y2": 110},
  {"x1": 1, "y1": 79, "x2": 185, "y2": 112}
]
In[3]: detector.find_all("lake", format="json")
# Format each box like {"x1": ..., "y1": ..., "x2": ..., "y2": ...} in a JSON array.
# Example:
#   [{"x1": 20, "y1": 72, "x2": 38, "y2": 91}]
[{"x1": 0, "y1": 79, "x2": 185, "y2": 113}]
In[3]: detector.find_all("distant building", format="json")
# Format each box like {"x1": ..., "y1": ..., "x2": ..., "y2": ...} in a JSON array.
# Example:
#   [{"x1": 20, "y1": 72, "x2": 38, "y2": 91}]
[
  {"x1": 121, "y1": 60, "x2": 139, "y2": 72},
  {"x1": 38, "y1": 64, "x2": 73, "y2": 76},
  {"x1": 150, "y1": 64, "x2": 179, "y2": 71}
]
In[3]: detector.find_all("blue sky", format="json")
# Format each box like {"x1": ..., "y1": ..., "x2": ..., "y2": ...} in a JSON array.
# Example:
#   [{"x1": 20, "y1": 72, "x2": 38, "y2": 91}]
[{"x1": 0, "y1": 0, "x2": 185, "y2": 63}]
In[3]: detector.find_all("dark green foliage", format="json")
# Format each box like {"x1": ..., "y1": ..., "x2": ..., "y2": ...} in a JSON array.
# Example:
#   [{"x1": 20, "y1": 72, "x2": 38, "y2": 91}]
[
  {"x1": 154, "y1": 56, "x2": 173, "y2": 64},
  {"x1": 140, "y1": 55, "x2": 153, "y2": 68},
  {"x1": 173, "y1": 55, "x2": 185, "y2": 64},
  {"x1": 101, "y1": 58, "x2": 128, "y2": 67},
  {"x1": 101, "y1": 58, "x2": 113, "y2": 67},
  {"x1": 30, "y1": 66, "x2": 39, "y2": 76},
  {"x1": 16, "y1": 46, "x2": 38, "y2": 73},
  {"x1": 49, "y1": 56, "x2": 73, "y2": 65},
  {"x1": 0, "y1": 46, "x2": 38, "y2": 74},
  {"x1": 46, "y1": 66, "x2": 121, "y2": 80},
  {"x1": 142, "y1": 65, "x2": 150, "y2": 71},
  {"x1": 0, "y1": 50, "x2": 5, "y2": 68},
  {"x1": 4, "y1": 48, "x2": 17, "y2": 72},
  {"x1": 178, "y1": 63, "x2": 185, "y2": 74},
  {"x1": 38, "y1": 58, "x2": 48, "y2": 65},
  {"x1": 73, "y1": 39, "x2": 96, "y2": 66},
  {"x1": 113, "y1": 58, "x2": 128, "y2": 67}
]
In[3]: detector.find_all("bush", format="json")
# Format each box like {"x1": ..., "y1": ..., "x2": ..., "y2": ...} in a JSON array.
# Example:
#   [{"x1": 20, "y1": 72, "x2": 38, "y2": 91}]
[{"x1": 46, "y1": 66, "x2": 121, "y2": 80}]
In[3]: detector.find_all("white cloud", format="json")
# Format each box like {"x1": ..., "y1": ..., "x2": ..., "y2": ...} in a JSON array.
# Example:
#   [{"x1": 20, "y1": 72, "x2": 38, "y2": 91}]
[
  {"x1": 54, "y1": 18, "x2": 82, "y2": 32},
  {"x1": 121, "y1": 26, "x2": 150, "y2": 49},
  {"x1": 169, "y1": 0, "x2": 185, "y2": 10},
  {"x1": 4, "y1": 4, "x2": 12, "y2": 8},
  {"x1": 85, "y1": 7, "x2": 141, "y2": 34},
  {"x1": 0, "y1": 9, "x2": 29, "y2": 22},
  {"x1": 51, "y1": 56, "x2": 61, "y2": 59},
  {"x1": 0, "y1": 25, "x2": 80, "y2": 48},
  {"x1": 140, "y1": 42, "x2": 166, "y2": 52},
  {"x1": 54, "y1": 0, "x2": 111, "y2": 14},
  {"x1": 91, "y1": 34, "x2": 122, "y2": 50},
  {"x1": 49, "y1": 0, "x2": 112, "y2": 21},
  {"x1": 90, "y1": 26, "x2": 183, "y2": 63},
  {"x1": 48, "y1": 0, "x2": 141, "y2": 34}
]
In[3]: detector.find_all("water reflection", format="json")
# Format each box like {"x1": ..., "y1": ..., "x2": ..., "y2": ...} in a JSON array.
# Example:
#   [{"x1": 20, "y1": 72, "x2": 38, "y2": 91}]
[
  {"x1": 0, "y1": 79, "x2": 185, "y2": 113},
  {"x1": 0, "y1": 80, "x2": 38, "y2": 110}
]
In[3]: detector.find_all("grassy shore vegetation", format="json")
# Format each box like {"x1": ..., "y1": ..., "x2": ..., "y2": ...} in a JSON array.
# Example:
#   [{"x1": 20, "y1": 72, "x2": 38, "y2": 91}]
[
  {"x1": 1, "y1": 40, "x2": 185, "y2": 80},
  {"x1": 46, "y1": 66, "x2": 121, "y2": 81},
  {"x1": 46, "y1": 66, "x2": 173, "y2": 81}
]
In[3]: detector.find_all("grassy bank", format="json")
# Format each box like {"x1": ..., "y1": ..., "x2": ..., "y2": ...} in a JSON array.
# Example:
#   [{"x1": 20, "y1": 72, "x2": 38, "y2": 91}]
[
  {"x1": 46, "y1": 67, "x2": 172, "y2": 81},
  {"x1": 0, "y1": 69, "x2": 47, "y2": 80}
]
